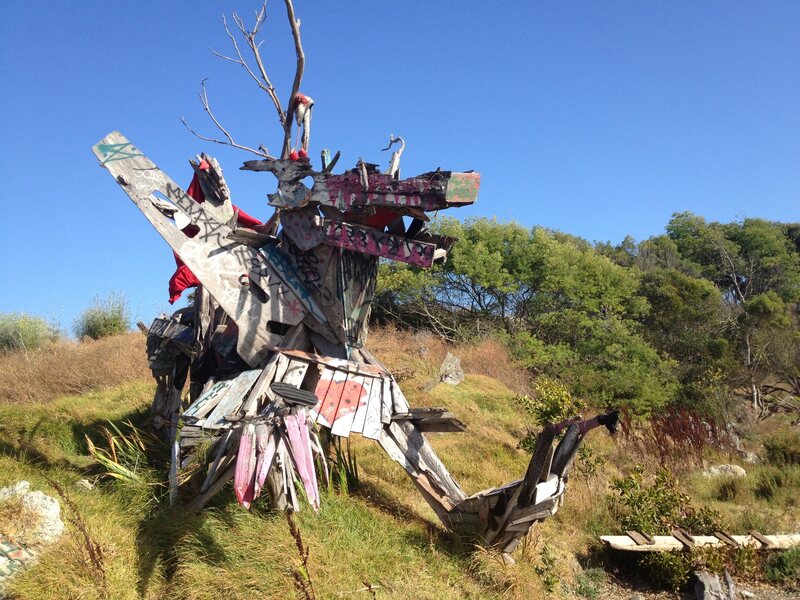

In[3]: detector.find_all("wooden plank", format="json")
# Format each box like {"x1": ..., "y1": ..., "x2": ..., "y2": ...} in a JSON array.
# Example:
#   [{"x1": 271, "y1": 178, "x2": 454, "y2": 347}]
[
  {"x1": 322, "y1": 219, "x2": 437, "y2": 267},
  {"x1": 516, "y1": 425, "x2": 557, "y2": 507},
  {"x1": 350, "y1": 375, "x2": 377, "y2": 435},
  {"x1": 260, "y1": 244, "x2": 328, "y2": 324},
  {"x1": 307, "y1": 170, "x2": 480, "y2": 213},
  {"x1": 183, "y1": 378, "x2": 231, "y2": 419},
  {"x1": 361, "y1": 376, "x2": 384, "y2": 440},
  {"x1": 310, "y1": 367, "x2": 335, "y2": 427},
  {"x1": 626, "y1": 531, "x2": 656, "y2": 546},
  {"x1": 315, "y1": 368, "x2": 348, "y2": 429},
  {"x1": 601, "y1": 534, "x2": 800, "y2": 552},
  {"x1": 239, "y1": 352, "x2": 281, "y2": 417},
  {"x1": 671, "y1": 529, "x2": 695, "y2": 549},
  {"x1": 380, "y1": 377, "x2": 393, "y2": 425},
  {"x1": 390, "y1": 380, "x2": 410, "y2": 415},
  {"x1": 277, "y1": 348, "x2": 385, "y2": 377},
  {"x1": 92, "y1": 131, "x2": 305, "y2": 367},
  {"x1": 713, "y1": 531, "x2": 739, "y2": 548},
  {"x1": 202, "y1": 370, "x2": 262, "y2": 429},
  {"x1": 750, "y1": 531, "x2": 774, "y2": 549},
  {"x1": 331, "y1": 374, "x2": 369, "y2": 438}
]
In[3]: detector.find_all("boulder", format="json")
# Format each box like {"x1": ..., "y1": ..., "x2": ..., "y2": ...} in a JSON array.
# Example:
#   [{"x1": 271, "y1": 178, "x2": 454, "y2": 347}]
[{"x1": 701, "y1": 464, "x2": 747, "y2": 478}]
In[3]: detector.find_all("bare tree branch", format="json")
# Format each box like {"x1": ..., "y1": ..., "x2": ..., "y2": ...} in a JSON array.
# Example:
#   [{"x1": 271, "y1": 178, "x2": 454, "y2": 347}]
[
  {"x1": 281, "y1": 0, "x2": 305, "y2": 158},
  {"x1": 182, "y1": 79, "x2": 273, "y2": 159}
]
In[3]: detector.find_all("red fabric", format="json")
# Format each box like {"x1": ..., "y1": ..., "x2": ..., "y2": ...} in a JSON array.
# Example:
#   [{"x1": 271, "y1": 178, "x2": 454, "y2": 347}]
[
  {"x1": 363, "y1": 208, "x2": 400, "y2": 230},
  {"x1": 234, "y1": 207, "x2": 263, "y2": 228},
  {"x1": 167, "y1": 173, "x2": 264, "y2": 303}
]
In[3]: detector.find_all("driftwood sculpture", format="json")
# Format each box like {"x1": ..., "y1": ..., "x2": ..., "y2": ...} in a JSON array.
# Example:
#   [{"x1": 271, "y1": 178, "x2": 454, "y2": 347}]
[{"x1": 91, "y1": 1, "x2": 619, "y2": 554}]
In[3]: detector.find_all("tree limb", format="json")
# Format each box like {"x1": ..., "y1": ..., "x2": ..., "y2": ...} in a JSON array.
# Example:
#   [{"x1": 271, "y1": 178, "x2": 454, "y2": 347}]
[
  {"x1": 281, "y1": 0, "x2": 305, "y2": 159},
  {"x1": 182, "y1": 80, "x2": 273, "y2": 158}
]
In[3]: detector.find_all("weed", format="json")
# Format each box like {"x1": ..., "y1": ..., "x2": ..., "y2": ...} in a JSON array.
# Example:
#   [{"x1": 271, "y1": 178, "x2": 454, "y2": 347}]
[
  {"x1": 46, "y1": 478, "x2": 109, "y2": 599},
  {"x1": 520, "y1": 377, "x2": 585, "y2": 427},
  {"x1": 620, "y1": 409, "x2": 722, "y2": 471},
  {"x1": 714, "y1": 476, "x2": 746, "y2": 501},
  {"x1": 287, "y1": 512, "x2": 316, "y2": 600},
  {"x1": 534, "y1": 543, "x2": 560, "y2": 592}
]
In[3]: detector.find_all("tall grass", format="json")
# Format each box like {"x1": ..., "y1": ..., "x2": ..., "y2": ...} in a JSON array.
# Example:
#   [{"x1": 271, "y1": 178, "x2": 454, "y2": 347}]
[{"x1": 0, "y1": 332, "x2": 150, "y2": 404}]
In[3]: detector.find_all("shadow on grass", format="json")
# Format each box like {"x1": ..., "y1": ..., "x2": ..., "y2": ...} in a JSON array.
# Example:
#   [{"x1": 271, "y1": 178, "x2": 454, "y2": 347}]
[
  {"x1": 134, "y1": 501, "x2": 236, "y2": 598},
  {"x1": 353, "y1": 480, "x2": 476, "y2": 559}
]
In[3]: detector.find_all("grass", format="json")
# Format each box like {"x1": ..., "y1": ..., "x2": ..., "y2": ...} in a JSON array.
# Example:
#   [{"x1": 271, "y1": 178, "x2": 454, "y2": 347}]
[
  {"x1": 0, "y1": 327, "x2": 797, "y2": 598},
  {"x1": 0, "y1": 332, "x2": 149, "y2": 404}
]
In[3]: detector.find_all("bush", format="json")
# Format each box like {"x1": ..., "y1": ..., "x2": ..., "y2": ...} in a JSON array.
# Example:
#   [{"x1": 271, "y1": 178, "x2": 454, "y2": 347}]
[
  {"x1": 765, "y1": 547, "x2": 800, "y2": 584},
  {"x1": 74, "y1": 295, "x2": 129, "y2": 340},
  {"x1": 610, "y1": 465, "x2": 726, "y2": 590},
  {"x1": 0, "y1": 313, "x2": 59, "y2": 353},
  {"x1": 764, "y1": 430, "x2": 800, "y2": 466}
]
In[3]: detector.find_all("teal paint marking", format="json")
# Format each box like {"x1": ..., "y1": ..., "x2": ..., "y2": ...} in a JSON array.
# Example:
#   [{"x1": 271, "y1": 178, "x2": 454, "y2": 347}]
[
  {"x1": 261, "y1": 244, "x2": 327, "y2": 324},
  {"x1": 96, "y1": 142, "x2": 144, "y2": 164}
]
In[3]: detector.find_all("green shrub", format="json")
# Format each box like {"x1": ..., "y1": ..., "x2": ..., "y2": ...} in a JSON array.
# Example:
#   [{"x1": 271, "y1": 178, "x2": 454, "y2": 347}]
[
  {"x1": 610, "y1": 465, "x2": 726, "y2": 590},
  {"x1": 765, "y1": 547, "x2": 800, "y2": 584},
  {"x1": 764, "y1": 430, "x2": 800, "y2": 466},
  {"x1": 74, "y1": 295, "x2": 129, "y2": 340},
  {"x1": 0, "y1": 313, "x2": 59, "y2": 353}
]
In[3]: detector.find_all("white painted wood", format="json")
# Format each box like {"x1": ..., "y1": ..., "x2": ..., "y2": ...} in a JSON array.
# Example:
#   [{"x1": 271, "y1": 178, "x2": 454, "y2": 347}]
[
  {"x1": 350, "y1": 375, "x2": 377, "y2": 434},
  {"x1": 281, "y1": 359, "x2": 310, "y2": 387},
  {"x1": 600, "y1": 533, "x2": 800, "y2": 552},
  {"x1": 390, "y1": 379, "x2": 410, "y2": 414},
  {"x1": 380, "y1": 376, "x2": 392, "y2": 425},
  {"x1": 361, "y1": 376, "x2": 384, "y2": 440},
  {"x1": 93, "y1": 131, "x2": 308, "y2": 367}
]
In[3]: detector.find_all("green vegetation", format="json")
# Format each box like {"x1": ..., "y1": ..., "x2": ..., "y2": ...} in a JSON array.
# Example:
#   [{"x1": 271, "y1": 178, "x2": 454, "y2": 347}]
[
  {"x1": 0, "y1": 312, "x2": 59, "y2": 353},
  {"x1": 73, "y1": 294, "x2": 130, "y2": 340},
  {"x1": 376, "y1": 213, "x2": 800, "y2": 420}
]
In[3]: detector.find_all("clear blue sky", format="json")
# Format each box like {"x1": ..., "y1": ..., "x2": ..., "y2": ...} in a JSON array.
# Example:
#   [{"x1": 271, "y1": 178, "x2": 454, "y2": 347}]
[{"x1": 1, "y1": 1, "x2": 798, "y2": 333}]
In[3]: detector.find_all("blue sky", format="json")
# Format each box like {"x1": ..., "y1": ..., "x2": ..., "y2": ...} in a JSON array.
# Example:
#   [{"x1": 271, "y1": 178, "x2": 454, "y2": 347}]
[{"x1": 0, "y1": 1, "x2": 798, "y2": 333}]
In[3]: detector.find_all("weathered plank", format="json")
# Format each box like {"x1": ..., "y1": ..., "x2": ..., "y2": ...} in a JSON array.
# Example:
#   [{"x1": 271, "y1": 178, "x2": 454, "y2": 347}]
[
  {"x1": 330, "y1": 374, "x2": 369, "y2": 438},
  {"x1": 361, "y1": 376, "x2": 384, "y2": 440},
  {"x1": 600, "y1": 534, "x2": 800, "y2": 552},
  {"x1": 308, "y1": 170, "x2": 480, "y2": 212},
  {"x1": 201, "y1": 370, "x2": 262, "y2": 429},
  {"x1": 322, "y1": 220, "x2": 437, "y2": 268},
  {"x1": 93, "y1": 131, "x2": 306, "y2": 367}
]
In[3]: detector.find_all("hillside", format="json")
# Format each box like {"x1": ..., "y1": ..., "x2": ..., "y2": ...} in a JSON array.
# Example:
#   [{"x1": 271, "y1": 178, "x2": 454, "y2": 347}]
[{"x1": 0, "y1": 331, "x2": 798, "y2": 599}]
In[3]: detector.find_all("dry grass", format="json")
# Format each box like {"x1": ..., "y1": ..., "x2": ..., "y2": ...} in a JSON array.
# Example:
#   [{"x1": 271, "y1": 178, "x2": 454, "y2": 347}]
[
  {"x1": 0, "y1": 332, "x2": 150, "y2": 404},
  {"x1": 367, "y1": 326, "x2": 531, "y2": 395}
]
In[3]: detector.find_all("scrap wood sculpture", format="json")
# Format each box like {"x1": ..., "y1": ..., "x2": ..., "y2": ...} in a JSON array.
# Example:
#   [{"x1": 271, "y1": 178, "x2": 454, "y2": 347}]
[{"x1": 91, "y1": 1, "x2": 619, "y2": 554}]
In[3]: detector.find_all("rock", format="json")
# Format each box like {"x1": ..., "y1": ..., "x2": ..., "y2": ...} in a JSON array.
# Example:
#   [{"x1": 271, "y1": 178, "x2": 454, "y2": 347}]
[
  {"x1": 76, "y1": 479, "x2": 95, "y2": 491},
  {"x1": 701, "y1": 464, "x2": 747, "y2": 478},
  {"x1": 739, "y1": 451, "x2": 759, "y2": 464},
  {"x1": 0, "y1": 480, "x2": 65, "y2": 592},
  {"x1": 629, "y1": 595, "x2": 645, "y2": 600},
  {"x1": 0, "y1": 481, "x2": 30, "y2": 501},
  {"x1": 694, "y1": 570, "x2": 726, "y2": 600},
  {"x1": 439, "y1": 352, "x2": 464, "y2": 386},
  {"x1": 694, "y1": 570, "x2": 737, "y2": 600},
  {"x1": 739, "y1": 590, "x2": 755, "y2": 598}
]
